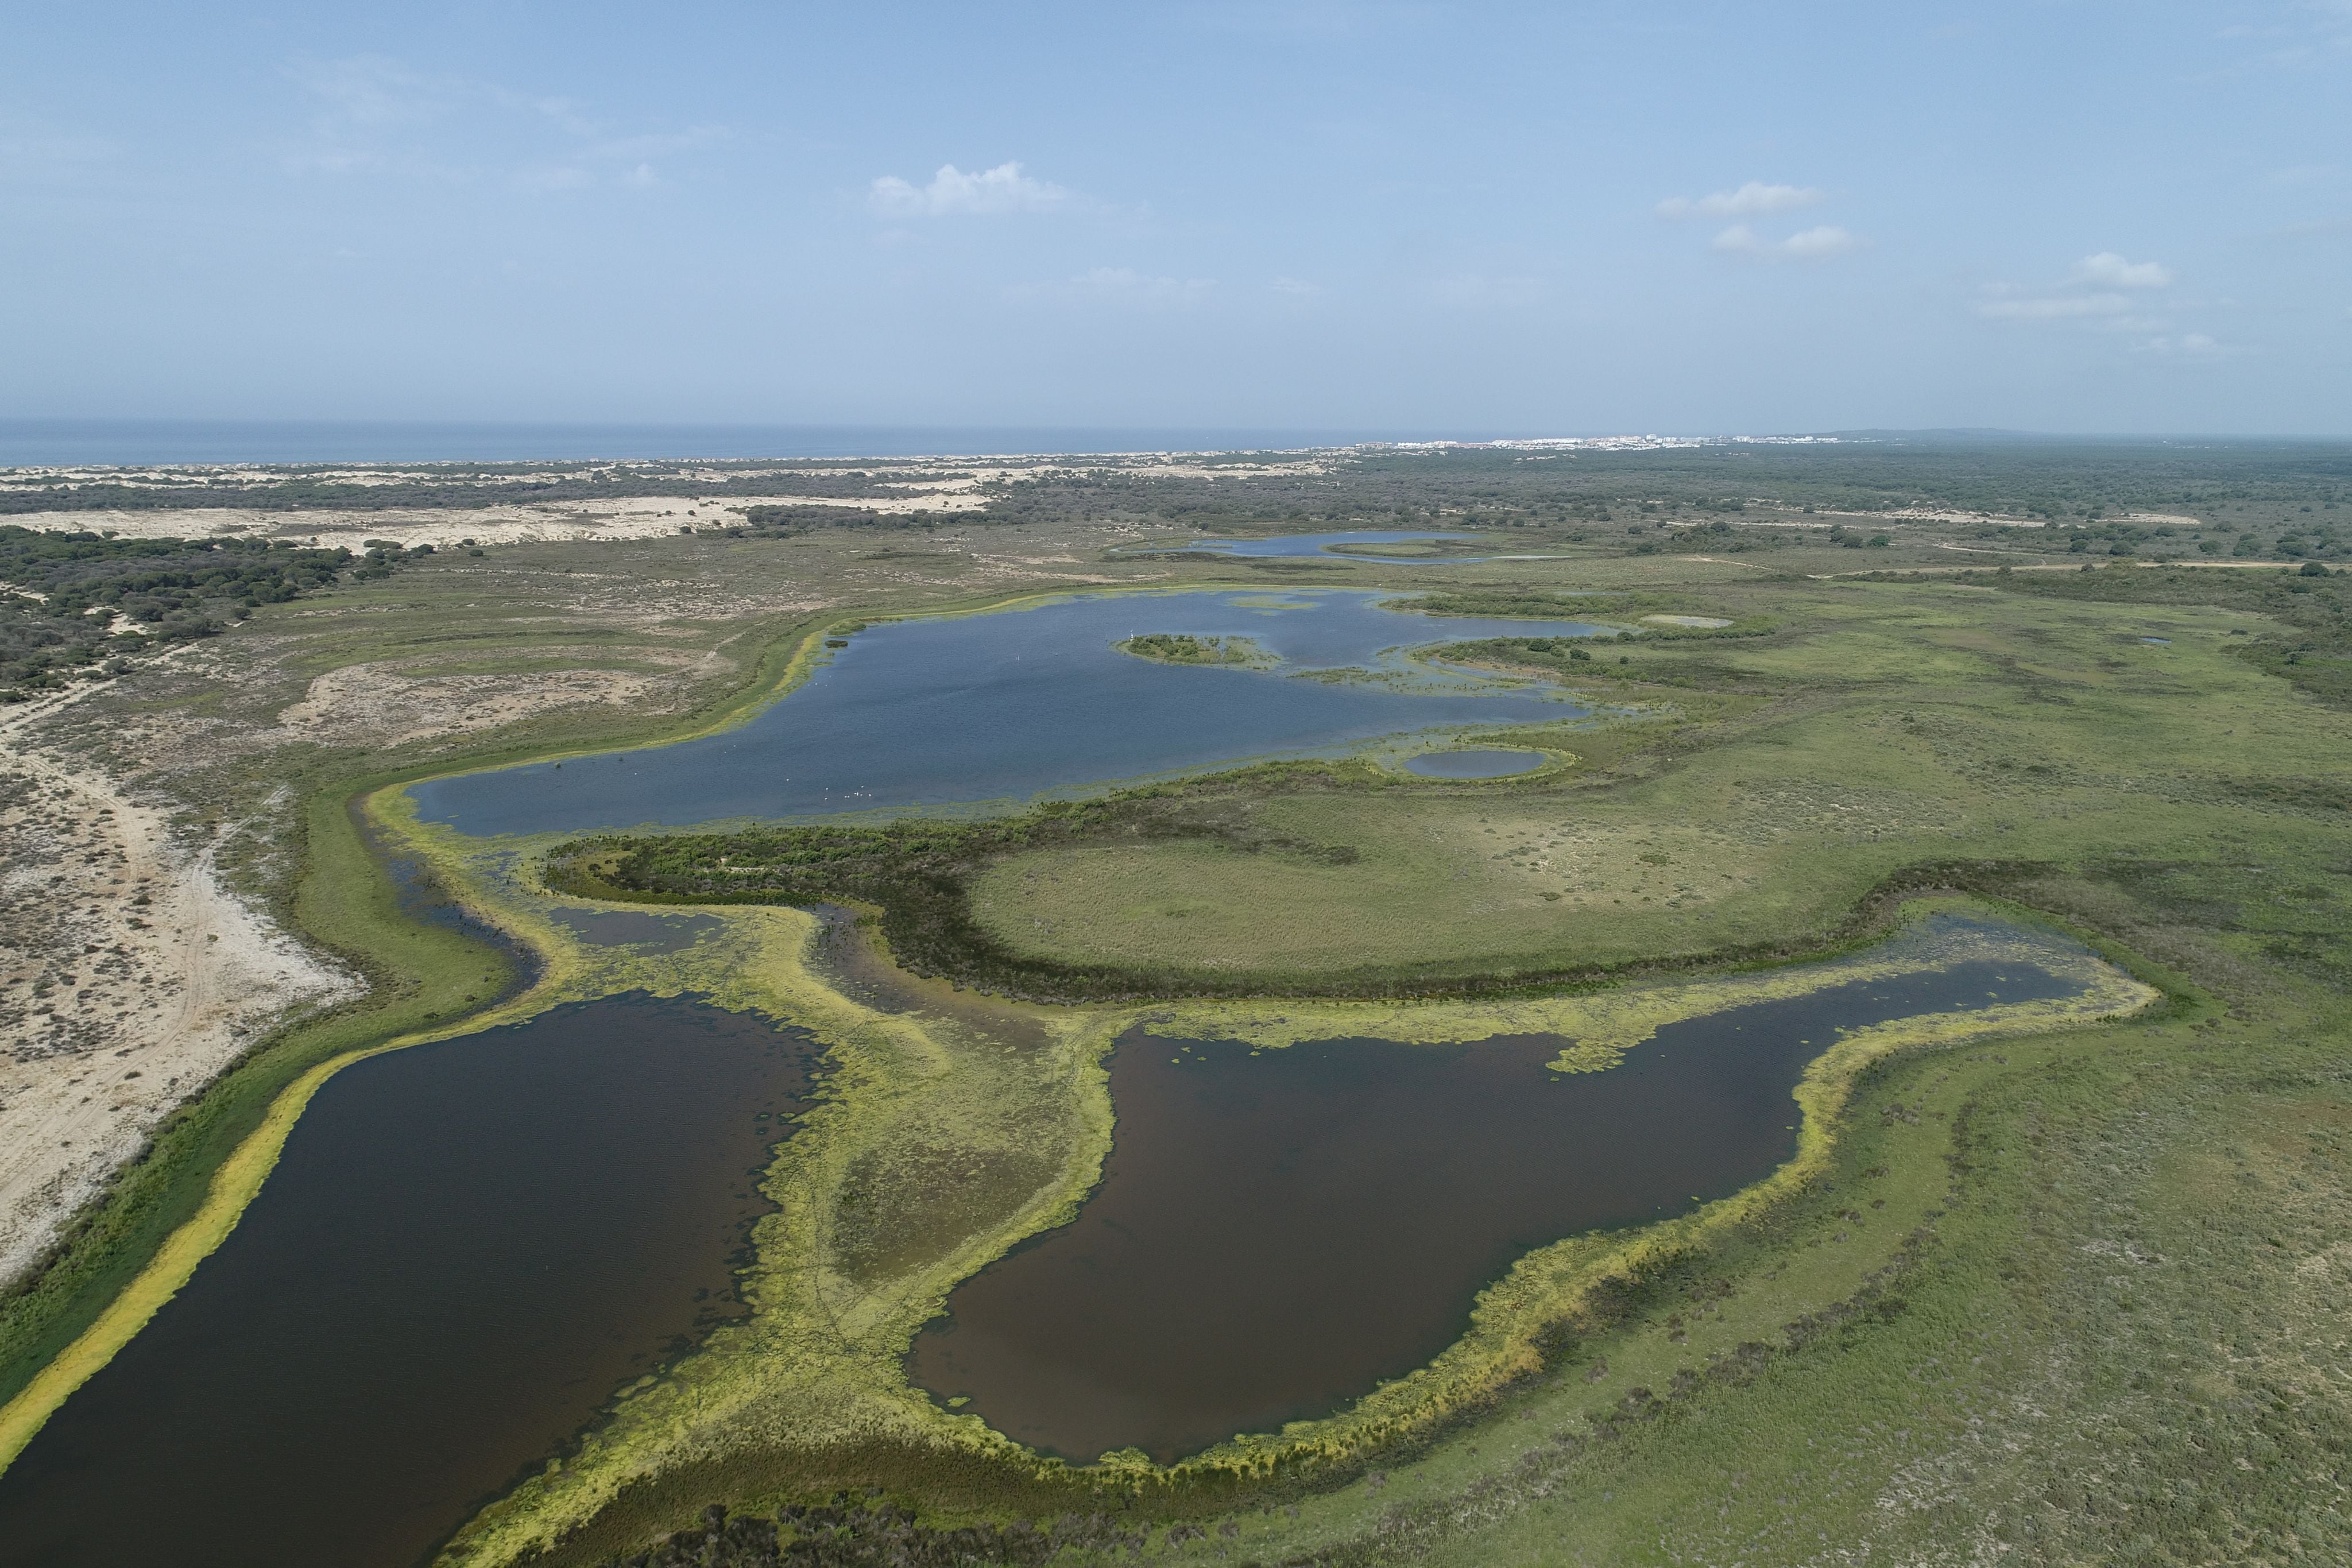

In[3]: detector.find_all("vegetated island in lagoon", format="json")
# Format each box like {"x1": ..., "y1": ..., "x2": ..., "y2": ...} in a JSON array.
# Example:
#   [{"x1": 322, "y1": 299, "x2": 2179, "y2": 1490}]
[
  {"x1": 1112, "y1": 632, "x2": 1274, "y2": 668},
  {"x1": 408, "y1": 589, "x2": 1614, "y2": 836}
]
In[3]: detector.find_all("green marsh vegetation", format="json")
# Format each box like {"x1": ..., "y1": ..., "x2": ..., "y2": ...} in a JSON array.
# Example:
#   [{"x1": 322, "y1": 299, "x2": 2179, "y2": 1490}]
[
  {"x1": 3, "y1": 439, "x2": 2351, "y2": 1565},
  {"x1": 1111, "y1": 632, "x2": 1271, "y2": 667}
]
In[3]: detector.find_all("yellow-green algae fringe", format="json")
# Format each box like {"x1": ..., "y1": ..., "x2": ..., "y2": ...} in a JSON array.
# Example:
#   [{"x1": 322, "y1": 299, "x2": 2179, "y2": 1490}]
[
  {"x1": 0, "y1": 775, "x2": 2155, "y2": 1558},
  {"x1": 0, "y1": 581, "x2": 1554, "y2": 1482},
  {"x1": 431, "y1": 866, "x2": 2147, "y2": 1560}
]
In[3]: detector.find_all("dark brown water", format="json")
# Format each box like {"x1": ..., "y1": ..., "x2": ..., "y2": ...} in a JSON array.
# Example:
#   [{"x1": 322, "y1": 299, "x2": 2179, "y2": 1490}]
[
  {"x1": 0, "y1": 995, "x2": 817, "y2": 1568},
  {"x1": 910, "y1": 954, "x2": 2079, "y2": 1463}
]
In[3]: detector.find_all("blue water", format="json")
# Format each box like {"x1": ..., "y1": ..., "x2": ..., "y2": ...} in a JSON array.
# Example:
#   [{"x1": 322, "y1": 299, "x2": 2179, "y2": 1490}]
[
  {"x1": 0, "y1": 421, "x2": 1453, "y2": 468},
  {"x1": 412, "y1": 590, "x2": 1606, "y2": 836},
  {"x1": 1403, "y1": 748, "x2": 1547, "y2": 779}
]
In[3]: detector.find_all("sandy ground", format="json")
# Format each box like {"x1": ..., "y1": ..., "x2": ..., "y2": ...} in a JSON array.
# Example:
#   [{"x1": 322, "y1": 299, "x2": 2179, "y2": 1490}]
[
  {"x1": 0, "y1": 451, "x2": 1355, "y2": 555},
  {"x1": 272, "y1": 642, "x2": 742, "y2": 749},
  {"x1": 0, "y1": 682, "x2": 355, "y2": 1288},
  {"x1": 0, "y1": 491, "x2": 993, "y2": 551}
]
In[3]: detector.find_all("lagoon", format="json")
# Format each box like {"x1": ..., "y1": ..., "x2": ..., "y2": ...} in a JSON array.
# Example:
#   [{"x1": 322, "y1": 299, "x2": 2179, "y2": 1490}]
[
  {"x1": 412, "y1": 590, "x2": 1605, "y2": 837},
  {"x1": 0, "y1": 996, "x2": 815, "y2": 1568},
  {"x1": 908, "y1": 930, "x2": 2085, "y2": 1464}
]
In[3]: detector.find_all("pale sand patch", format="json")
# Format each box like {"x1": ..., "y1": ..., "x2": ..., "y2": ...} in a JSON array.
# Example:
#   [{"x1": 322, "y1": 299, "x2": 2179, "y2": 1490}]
[
  {"x1": 0, "y1": 490, "x2": 993, "y2": 551},
  {"x1": 0, "y1": 452, "x2": 1341, "y2": 552},
  {"x1": 1641, "y1": 614, "x2": 1733, "y2": 629},
  {"x1": 273, "y1": 646, "x2": 731, "y2": 749},
  {"x1": 0, "y1": 692, "x2": 355, "y2": 1288}
]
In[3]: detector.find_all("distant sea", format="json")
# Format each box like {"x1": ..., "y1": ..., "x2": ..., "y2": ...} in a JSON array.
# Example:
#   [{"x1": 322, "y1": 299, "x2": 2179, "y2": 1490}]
[{"x1": 0, "y1": 420, "x2": 1457, "y2": 468}]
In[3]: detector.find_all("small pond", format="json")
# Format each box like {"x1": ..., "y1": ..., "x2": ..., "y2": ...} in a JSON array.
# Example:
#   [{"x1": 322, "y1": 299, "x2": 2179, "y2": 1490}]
[
  {"x1": 0, "y1": 996, "x2": 817, "y2": 1568},
  {"x1": 412, "y1": 590, "x2": 1606, "y2": 837},
  {"x1": 551, "y1": 908, "x2": 725, "y2": 951},
  {"x1": 909, "y1": 932, "x2": 2085, "y2": 1463},
  {"x1": 1404, "y1": 748, "x2": 1548, "y2": 779}
]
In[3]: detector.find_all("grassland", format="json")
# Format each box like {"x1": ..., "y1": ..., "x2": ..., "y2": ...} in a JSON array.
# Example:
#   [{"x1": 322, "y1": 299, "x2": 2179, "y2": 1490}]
[
  {"x1": 961, "y1": 575, "x2": 2330, "y2": 986},
  {"x1": 1, "y1": 442, "x2": 2349, "y2": 1566}
]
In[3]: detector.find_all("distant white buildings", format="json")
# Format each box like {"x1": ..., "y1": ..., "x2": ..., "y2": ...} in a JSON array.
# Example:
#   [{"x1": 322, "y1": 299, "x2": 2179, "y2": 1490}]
[{"x1": 1356, "y1": 434, "x2": 1846, "y2": 454}]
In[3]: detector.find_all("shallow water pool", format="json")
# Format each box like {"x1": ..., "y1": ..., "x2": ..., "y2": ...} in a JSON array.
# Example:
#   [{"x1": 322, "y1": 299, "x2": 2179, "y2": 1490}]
[{"x1": 1403, "y1": 747, "x2": 1548, "y2": 778}]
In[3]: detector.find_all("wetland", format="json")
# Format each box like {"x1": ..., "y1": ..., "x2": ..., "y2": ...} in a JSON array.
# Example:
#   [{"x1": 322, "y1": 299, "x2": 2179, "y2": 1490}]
[
  {"x1": 411, "y1": 589, "x2": 1607, "y2": 836},
  {"x1": 7, "y1": 438, "x2": 2350, "y2": 1568}
]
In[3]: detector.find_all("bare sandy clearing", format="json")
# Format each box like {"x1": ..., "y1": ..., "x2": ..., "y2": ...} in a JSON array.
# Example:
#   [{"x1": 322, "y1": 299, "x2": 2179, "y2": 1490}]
[
  {"x1": 273, "y1": 645, "x2": 737, "y2": 749},
  {"x1": 0, "y1": 700, "x2": 354, "y2": 1288},
  {"x1": 0, "y1": 490, "x2": 998, "y2": 551}
]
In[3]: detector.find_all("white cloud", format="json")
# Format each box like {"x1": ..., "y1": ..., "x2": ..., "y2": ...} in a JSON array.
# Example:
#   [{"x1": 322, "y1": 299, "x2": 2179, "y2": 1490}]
[
  {"x1": 1712, "y1": 223, "x2": 1860, "y2": 260},
  {"x1": 2072, "y1": 251, "x2": 2175, "y2": 288},
  {"x1": 869, "y1": 160, "x2": 1069, "y2": 217},
  {"x1": 1978, "y1": 292, "x2": 2131, "y2": 320},
  {"x1": 1070, "y1": 266, "x2": 1213, "y2": 306},
  {"x1": 1658, "y1": 181, "x2": 1825, "y2": 220},
  {"x1": 1270, "y1": 276, "x2": 1323, "y2": 297},
  {"x1": 1780, "y1": 224, "x2": 1860, "y2": 258},
  {"x1": 1979, "y1": 252, "x2": 2189, "y2": 332}
]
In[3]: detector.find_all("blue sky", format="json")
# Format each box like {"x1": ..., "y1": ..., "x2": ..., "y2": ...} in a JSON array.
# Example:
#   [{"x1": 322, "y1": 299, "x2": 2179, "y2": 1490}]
[{"x1": 5, "y1": 2, "x2": 2348, "y2": 435}]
